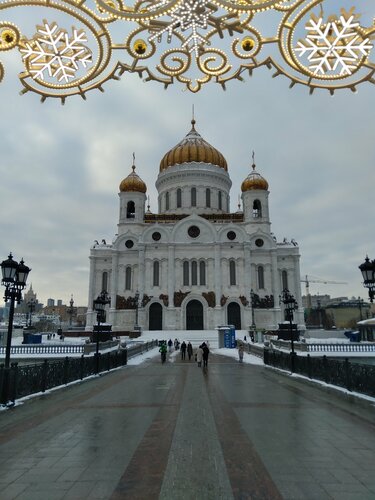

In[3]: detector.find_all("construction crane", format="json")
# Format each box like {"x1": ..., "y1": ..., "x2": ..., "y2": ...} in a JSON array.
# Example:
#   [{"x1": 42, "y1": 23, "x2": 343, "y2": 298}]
[{"x1": 301, "y1": 275, "x2": 348, "y2": 309}]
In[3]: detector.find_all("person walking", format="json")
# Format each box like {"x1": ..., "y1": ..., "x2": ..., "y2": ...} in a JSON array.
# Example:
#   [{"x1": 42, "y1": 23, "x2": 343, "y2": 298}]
[
  {"x1": 167, "y1": 338, "x2": 173, "y2": 352},
  {"x1": 196, "y1": 345, "x2": 203, "y2": 367},
  {"x1": 159, "y1": 341, "x2": 167, "y2": 363},
  {"x1": 187, "y1": 342, "x2": 193, "y2": 361},
  {"x1": 201, "y1": 342, "x2": 209, "y2": 368},
  {"x1": 238, "y1": 342, "x2": 244, "y2": 363},
  {"x1": 181, "y1": 341, "x2": 187, "y2": 360}
]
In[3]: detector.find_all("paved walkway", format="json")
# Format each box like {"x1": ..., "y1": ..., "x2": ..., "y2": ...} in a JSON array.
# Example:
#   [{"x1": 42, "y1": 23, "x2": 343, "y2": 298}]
[{"x1": 0, "y1": 351, "x2": 374, "y2": 500}]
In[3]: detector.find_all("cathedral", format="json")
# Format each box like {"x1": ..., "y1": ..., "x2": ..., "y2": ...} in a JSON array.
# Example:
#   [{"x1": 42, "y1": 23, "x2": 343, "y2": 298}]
[{"x1": 86, "y1": 120, "x2": 304, "y2": 332}]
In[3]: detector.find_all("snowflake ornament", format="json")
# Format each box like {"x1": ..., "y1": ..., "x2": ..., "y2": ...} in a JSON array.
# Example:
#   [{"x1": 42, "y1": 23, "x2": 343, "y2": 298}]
[
  {"x1": 148, "y1": 0, "x2": 214, "y2": 56},
  {"x1": 295, "y1": 11, "x2": 372, "y2": 77},
  {"x1": 20, "y1": 21, "x2": 92, "y2": 83}
]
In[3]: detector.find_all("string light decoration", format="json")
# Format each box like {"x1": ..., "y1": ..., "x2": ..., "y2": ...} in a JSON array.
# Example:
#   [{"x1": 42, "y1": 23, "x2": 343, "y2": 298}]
[{"x1": 0, "y1": 0, "x2": 373, "y2": 101}]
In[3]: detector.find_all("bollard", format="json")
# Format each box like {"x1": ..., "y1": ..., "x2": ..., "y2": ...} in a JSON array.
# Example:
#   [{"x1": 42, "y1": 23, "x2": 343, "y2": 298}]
[{"x1": 80, "y1": 355, "x2": 84, "y2": 380}]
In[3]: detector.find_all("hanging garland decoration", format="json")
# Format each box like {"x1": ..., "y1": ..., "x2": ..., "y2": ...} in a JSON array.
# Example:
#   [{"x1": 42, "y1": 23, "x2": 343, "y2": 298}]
[{"x1": 0, "y1": 0, "x2": 373, "y2": 101}]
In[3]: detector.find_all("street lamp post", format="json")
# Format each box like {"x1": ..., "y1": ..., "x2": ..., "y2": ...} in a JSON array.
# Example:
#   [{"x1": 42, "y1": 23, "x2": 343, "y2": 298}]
[
  {"x1": 93, "y1": 291, "x2": 110, "y2": 374},
  {"x1": 357, "y1": 296, "x2": 364, "y2": 321},
  {"x1": 359, "y1": 256, "x2": 375, "y2": 303},
  {"x1": 134, "y1": 291, "x2": 140, "y2": 331},
  {"x1": 280, "y1": 288, "x2": 298, "y2": 372},
  {"x1": 1, "y1": 253, "x2": 31, "y2": 404},
  {"x1": 27, "y1": 298, "x2": 36, "y2": 327},
  {"x1": 67, "y1": 294, "x2": 74, "y2": 327},
  {"x1": 250, "y1": 289, "x2": 256, "y2": 341}
]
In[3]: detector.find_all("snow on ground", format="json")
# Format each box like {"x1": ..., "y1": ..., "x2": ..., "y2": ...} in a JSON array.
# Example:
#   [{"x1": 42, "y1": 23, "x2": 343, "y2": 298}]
[{"x1": 213, "y1": 348, "x2": 264, "y2": 365}]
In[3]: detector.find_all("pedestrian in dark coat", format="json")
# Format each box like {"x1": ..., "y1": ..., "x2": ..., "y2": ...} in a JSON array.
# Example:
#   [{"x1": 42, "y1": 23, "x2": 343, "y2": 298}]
[
  {"x1": 187, "y1": 342, "x2": 193, "y2": 360},
  {"x1": 200, "y1": 342, "x2": 209, "y2": 367},
  {"x1": 181, "y1": 341, "x2": 187, "y2": 360}
]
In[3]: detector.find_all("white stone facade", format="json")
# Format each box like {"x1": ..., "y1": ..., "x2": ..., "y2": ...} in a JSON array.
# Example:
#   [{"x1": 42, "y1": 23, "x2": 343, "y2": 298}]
[{"x1": 86, "y1": 124, "x2": 305, "y2": 332}]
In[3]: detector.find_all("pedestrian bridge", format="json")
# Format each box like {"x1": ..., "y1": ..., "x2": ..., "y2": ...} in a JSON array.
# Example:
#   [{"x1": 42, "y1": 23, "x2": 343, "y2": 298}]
[{"x1": 0, "y1": 349, "x2": 374, "y2": 499}]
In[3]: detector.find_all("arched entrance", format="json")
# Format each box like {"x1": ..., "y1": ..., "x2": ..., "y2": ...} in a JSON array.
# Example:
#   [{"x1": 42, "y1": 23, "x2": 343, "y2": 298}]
[
  {"x1": 227, "y1": 302, "x2": 241, "y2": 330},
  {"x1": 149, "y1": 303, "x2": 163, "y2": 330},
  {"x1": 186, "y1": 300, "x2": 203, "y2": 330}
]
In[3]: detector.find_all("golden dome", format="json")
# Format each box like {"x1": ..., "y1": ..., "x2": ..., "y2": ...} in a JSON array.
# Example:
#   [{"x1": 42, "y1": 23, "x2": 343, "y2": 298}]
[
  {"x1": 159, "y1": 120, "x2": 228, "y2": 172},
  {"x1": 241, "y1": 162, "x2": 269, "y2": 192},
  {"x1": 119, "y1": 165, "x2": 147, "y2": 193}
]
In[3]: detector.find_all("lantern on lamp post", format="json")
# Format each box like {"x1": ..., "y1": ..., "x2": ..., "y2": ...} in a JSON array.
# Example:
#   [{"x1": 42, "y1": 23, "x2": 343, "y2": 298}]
[
  {"x1": 93, "y1": 291, "x2": 110, "y2": 374},
  {"x1": 279, "y1": 288, "x2": 298, "y2": 372},
  {"x1": 1, "y1": 253, "x2": 31, "y2": 404},
  {"x1": 359, "y1": 256, "x2": 375, "y2": 303}
]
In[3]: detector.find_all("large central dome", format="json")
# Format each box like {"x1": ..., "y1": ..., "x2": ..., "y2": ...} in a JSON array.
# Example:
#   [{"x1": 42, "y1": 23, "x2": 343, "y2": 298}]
[{"x1": 159, "y1": 120, "x2": 228, "y2": 172}]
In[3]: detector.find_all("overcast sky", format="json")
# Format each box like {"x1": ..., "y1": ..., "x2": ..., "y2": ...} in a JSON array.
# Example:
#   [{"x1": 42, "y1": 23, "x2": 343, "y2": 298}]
[{"x1": 0, "y1": 1, "x2": 373, "y2": 307}]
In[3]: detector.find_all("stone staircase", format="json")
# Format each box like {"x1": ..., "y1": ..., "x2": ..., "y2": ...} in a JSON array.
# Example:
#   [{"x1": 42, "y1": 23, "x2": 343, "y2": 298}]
[{"x1": 136, "y1": 330, "x2": 249, "y2": 349}]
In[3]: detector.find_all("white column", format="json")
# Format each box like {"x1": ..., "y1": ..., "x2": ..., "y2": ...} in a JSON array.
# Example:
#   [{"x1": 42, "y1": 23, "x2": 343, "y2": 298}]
[
  {"x1": 271, "y1": 250, "x2": 280, "y2": 307},
  {"x1": 138, "y1": 245, "x2": 145, "y2": 297},
  {"x1": 110, "y1": 252, "x2": 119, "y2": 309},
  {"x1": 87, "y1": 255, "x2": 96, "y2": 312},
  {"x1": 214, "y1": 244, "x2": 221, "y2": 305},
  {"x1": 168, "y1": 245, "x2": 175, "y2": 306},
  {"x1": 244, "y1": 243, "x2": 252, "y2": 293}
]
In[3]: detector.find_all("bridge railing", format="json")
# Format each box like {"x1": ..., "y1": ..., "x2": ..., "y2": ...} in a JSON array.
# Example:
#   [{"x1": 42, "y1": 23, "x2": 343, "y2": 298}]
[
  {"x1": 271, "y1": 340, "x2": 375, "y2": 353},
  {"x1": 264, "y1": 349, "x2": 375, "y2": 398},
  {"x1": 0, "y1": 340, "x2": 158, "y2": 405}
]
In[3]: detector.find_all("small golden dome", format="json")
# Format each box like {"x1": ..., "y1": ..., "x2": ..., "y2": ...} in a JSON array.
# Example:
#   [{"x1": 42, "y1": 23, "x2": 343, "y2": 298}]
[
  {"x1": 119, "y1": 164, "x2": 147, "y2": 193},
  {"x1": 159, "y1": 120, "x2": 228, "y2": 172},
  {"x1": 241, "y1": 162, "x2": 269, "y2": 192}
]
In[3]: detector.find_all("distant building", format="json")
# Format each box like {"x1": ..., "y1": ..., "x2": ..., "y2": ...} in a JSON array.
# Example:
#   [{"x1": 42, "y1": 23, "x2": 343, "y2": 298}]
[
  {"x1": 47, "y1": 298, "x2": 55, "y2": 307},
  {"x1": 57, "y1": 299, "x2": 62, "y2": 306}
]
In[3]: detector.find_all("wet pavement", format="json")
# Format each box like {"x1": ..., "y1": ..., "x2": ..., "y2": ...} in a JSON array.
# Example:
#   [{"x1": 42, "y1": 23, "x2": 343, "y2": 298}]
[{"x1": 0, "y1": 352, "x2": 374, "y2": 499}]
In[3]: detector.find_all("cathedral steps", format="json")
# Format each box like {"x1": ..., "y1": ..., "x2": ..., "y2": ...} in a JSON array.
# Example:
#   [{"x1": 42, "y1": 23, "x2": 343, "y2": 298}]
[{"x1": 138, "y1": 330, "x2": 249, "y2": 348}]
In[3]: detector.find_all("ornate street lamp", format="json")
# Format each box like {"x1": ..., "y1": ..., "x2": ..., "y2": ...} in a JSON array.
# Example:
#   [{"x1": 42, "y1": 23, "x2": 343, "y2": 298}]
[
  {"x1": 359, "y1": 256, "x2": 375, "y2": 303},
  {"x1": 134, "y1": 291, "x2": 140, "y2": 331},
  {"x1": 279, "y1": 288, "x2": 298, "y2": 372},
  {"x1": 67, "y1": 294, "x2": 75, "y2": 327},
  {"x1": 250, "y1": 289, "x2": 256, "y2": 340},
  {"x1": 93, "y1": 291, "x2": 110, "y2": 374},
  {"x1": 1, "y1": 253, "x2": 31, "y2": 404},
  {"x1": 27, "y1": 298, "x2": 36, "y2": 327}
]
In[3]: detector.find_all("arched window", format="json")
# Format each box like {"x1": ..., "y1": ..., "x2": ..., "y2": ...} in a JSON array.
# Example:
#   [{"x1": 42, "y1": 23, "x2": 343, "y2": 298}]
[
  {"x1": 199, "y1": 261, "x2": 206, "y2": 285},
  {"x1": 282, "y1": 270, "x2": 288, "y2": 290},
  {"x1": 102, "y1": 272, "x2": 108, "y2": 292},
  {"x1": 125, "y1": 267, "x2": 131, "y2": 290},
  {"x1": 191, "y1": 187, "x2": 197, "y2": 207},
  {"x1": 177, "y1": 188, "x2": 182, "y2": 208},
  {"x1": 192, "y1": 261, "x2": 198, "y2": 285},
  {"x1": 153, "y1": 261, "x2": 160, "y2": 287},
  {"x1": 229, "y1": 260, "x2": 236, "y2": 286},
  {"x1": 253, "y1": 199, "x2": 262, "y2": 218},
  {"x1": 126, "y1": 201, "x2": 135, "y2": 219},
  {"x1": 206, "y1": 188, "x2": 211, "y2": 208},
  {"x1": 218, "y1": 191, "x2": 222, "y2": 210},
  {"x1": 165, "y1": 192, "x2": 170, "y2": 211},
  {"x1": 183, "y1": 261, "x2": 189, "y2": 286},
  {"x1": 258, "y1": 266, "x2": 264, "y2": 289}
]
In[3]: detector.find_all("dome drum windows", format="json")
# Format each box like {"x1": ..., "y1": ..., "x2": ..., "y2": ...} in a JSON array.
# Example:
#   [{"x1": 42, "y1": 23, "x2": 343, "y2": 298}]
[{"x1": 177, "y1": 188, "x2": 182, "y2": 208}]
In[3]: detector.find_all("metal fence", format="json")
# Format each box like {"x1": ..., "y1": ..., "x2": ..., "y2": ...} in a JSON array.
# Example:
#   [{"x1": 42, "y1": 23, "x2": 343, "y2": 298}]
[
  {"x1": 264, "y1": 348, "x2": 375, "y2": 398},
  {"x1": 0, "y1": 340, "x2": 158, "y2": 404}
]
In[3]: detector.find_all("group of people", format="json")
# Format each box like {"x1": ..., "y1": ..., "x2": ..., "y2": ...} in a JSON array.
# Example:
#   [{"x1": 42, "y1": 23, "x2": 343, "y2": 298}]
[{"x1": 160, "y1": 339, "x2": 210, "y2": 367}]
